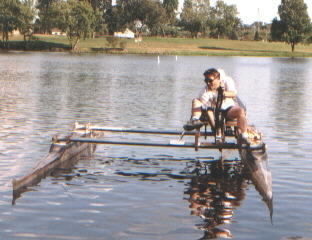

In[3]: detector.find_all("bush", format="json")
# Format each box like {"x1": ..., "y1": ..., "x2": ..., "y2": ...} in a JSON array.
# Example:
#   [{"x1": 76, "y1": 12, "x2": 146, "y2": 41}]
[
  {"x1": 119, "y1": 41, "x2": 127, "y2": 49},
  {"x1": 254, "y1": 31, "x2": 262, "y2": 41},
  {"x1": 30, "y1": 35, "x2": 39, "y2": 41},
  {"x1": 230, "y1": 31, "x2": 239, "y2": 40},
  {"x1": 106, "y1": 36, "x2": 119, "y2": 48},
  {"x1": 163, "y1": 26, "x2": 179, "y2": 37}
]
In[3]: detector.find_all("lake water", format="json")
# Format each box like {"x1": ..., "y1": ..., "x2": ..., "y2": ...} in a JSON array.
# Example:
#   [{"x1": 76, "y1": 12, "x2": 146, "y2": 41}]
[{"x1": 1, "y1": 52, "x2": 312, "y2": 240}]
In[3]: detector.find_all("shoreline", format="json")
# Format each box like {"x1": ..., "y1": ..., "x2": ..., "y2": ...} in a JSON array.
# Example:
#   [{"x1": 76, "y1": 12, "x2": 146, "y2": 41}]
[
  {"x1": 2, "y1": 35, "x2": 312, "y2": 57},
  {"x1": 2, "y1": 49, "x2": 312, "y2": 58}
]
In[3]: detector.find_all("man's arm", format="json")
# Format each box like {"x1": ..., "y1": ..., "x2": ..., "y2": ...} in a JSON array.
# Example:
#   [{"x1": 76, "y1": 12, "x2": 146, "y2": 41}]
[
  {"x1": 219, "y1": 82, "x2": 236, "y2": 98},
  {"x1": 223, "y1": 75, "x2": 237, "y2": 95},
  {"x1": 224, "y1": 90, "x2": 236, "y2": 98}
]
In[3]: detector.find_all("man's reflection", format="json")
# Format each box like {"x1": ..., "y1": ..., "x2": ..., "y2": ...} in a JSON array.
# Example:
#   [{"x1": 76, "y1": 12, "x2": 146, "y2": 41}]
[{"x1": 184, "y1": 159, "x2": 248, "y2": 239}]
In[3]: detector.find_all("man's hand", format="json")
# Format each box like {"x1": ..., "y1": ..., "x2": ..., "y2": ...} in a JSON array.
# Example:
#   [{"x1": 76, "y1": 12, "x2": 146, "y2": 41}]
[
  {"x1": 219, "y1": 81, "x2": 225, "y2": 89},
  {"x1": 217, "y1": 86, "x2": 224, "y2": 98}
]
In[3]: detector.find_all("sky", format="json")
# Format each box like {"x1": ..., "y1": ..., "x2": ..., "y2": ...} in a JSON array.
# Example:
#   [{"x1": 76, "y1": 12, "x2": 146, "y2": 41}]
[{"x1": 179, "y1": 0, "x2": 312, "y2": 24}]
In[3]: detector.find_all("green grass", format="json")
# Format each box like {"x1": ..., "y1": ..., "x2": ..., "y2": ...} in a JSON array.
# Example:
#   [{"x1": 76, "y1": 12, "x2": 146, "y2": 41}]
[{"x1": 6, "y1": 34, "x2": 312, "y2": 57}]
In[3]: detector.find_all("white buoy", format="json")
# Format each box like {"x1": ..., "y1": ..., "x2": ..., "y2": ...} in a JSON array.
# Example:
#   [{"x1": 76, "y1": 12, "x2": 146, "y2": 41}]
[{"x1": 157, "y1": 56, "x2": 160, "y2": 64}]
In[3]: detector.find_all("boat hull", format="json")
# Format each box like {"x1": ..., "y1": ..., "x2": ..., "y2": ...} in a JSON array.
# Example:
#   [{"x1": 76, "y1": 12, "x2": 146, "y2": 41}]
[
  {"x1": 240, "y1": 144, "x2": 273, "y2": 220},
  {"x1": 12, "y1": 126, "x2": 99, "y2": 203}
]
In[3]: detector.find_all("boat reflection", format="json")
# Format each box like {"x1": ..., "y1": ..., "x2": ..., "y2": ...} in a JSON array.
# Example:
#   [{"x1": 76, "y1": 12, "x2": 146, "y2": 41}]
[
  {"x1": 184, "y1": 159, "x2": 246, "y2": 239},
  {"x1": 184, "y1": 157, "x2": 272, "y2": 239}
]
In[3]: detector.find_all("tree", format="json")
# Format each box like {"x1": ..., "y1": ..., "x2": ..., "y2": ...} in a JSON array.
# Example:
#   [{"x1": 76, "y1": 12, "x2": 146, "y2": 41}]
[
  {"x1": 86, "y1": 0, "x2": 111, "y2": 35},
  {"x1": 278, "y1": 0, "x2": 311, "y2": 52},
  {"x1": 180, "y1": 0, "x2": 209, "y2": 38},
  {"x1": 88, "y1": 0, "x2": 112, "y2": 13},
  {"x1": 116, "y1": 0, "x2": 166, "y2": 37},
  {"x1": 209, "y1": 0, "x2": 241, "y2": 39},
  {"x1": 144, "y1": 2, "x2": 167, "y2": 35},
  {"x1": 0, "y1": 0, "x2": 21, "y2": 48},
  {"x1": 105, "y1": 5, "x2": 124, "y2": 34},
  {"x1": 270, "y1": 17, "x2": 286, "y2": 42},
  {"x1": 163, "y1": 0, "x2": 178, "y2": 25},
  {"x1": 18, "y1": 0, "x2": 36, "y2": 46},
  {"x1": 36, "y1": 0, "x2": 59, "y2": 33},
  {"x1": 254, "y1": 30, "x2": 261, "y2": 41},
  {"x1": 55, "y1": 0, "x2": 98, "y2": 50}
]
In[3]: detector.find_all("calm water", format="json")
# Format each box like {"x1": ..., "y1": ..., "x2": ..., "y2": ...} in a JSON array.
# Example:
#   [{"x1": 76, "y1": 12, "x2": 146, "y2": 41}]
[{"x1": 1, "y1": 53, "x2": 312, "y2": 240}]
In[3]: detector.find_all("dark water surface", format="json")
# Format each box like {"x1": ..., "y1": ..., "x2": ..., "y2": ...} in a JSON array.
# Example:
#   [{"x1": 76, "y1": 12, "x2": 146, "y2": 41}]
[{"x1": 1, "y1": 53, "x2": 312, "y2": 239}]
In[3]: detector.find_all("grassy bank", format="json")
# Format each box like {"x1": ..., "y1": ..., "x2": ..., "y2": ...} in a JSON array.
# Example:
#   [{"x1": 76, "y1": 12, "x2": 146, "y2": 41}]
[{"x1": 5, "y1": 34, "x2": 312, "y2": 57}]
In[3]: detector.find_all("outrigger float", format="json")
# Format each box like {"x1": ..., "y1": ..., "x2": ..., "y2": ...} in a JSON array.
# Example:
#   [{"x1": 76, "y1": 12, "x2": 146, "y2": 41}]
[
  {"x1": 12, "y1": 123, "x2": 101, "y2": 203},
  {"x1": 12, "y1": 89, "x2": 272, "y2": 217}
]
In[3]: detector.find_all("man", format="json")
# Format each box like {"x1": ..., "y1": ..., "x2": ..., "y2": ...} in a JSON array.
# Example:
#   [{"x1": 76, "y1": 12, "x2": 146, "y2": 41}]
[{"x1": 184, "y1": 68, "x2": 249, "y2": 141}]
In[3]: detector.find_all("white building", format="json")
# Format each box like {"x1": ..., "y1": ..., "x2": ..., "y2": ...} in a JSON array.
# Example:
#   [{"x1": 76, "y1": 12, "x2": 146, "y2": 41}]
[
  {"x1": 114, "y1": 28, "x2": 135, "y2": 39},
  {"x1": 51, "y1": 28, "x2": 66, "y2": 36}
]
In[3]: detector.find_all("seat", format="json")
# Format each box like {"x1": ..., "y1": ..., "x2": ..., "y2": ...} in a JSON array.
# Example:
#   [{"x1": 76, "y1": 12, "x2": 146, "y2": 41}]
[
  {"x1": 193, "y1": 111, "x2": 238, "y2": 151},
  {"x1": 225, "y1": 119, "x2": 237, "y2": 127}
]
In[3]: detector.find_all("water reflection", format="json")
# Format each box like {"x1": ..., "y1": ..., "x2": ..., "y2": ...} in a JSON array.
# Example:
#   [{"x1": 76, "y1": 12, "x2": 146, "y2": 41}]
[
  {"x1": 184, "y1": 159, "x2": 247, "y2": 239},
  {"x1": 270, "y1": 58, "x2": 310, "y2": 136}
]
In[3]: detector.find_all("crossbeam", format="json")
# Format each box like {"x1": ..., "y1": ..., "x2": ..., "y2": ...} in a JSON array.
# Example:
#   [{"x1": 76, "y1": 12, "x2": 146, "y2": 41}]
[
  {"x1": 75, "y1": 126, "x2": 235, "y2": 137},
  {"x1": 56, "y1": 137, "x2": 255, "y2": 149}
]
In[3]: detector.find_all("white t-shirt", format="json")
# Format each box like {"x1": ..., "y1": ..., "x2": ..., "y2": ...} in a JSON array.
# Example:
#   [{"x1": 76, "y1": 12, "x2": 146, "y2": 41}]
[{"x1": 198, "y1": 70, "x2": 237, "y2": 110}]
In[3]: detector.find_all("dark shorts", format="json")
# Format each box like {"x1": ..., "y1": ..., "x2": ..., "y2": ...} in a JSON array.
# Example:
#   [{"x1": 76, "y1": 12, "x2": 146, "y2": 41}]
[
  {"x1": 200, "y1": 106, "x2": 234, "y2": 121},
  {"x1": 221, "y1": 106, "x2": 234, "y2": 119}
]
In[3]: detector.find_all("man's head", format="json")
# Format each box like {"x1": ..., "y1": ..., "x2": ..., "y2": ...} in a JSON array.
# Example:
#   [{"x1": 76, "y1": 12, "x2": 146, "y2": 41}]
[{"x1": 203, "y1": 68, "x2": 220, "y2": 90}]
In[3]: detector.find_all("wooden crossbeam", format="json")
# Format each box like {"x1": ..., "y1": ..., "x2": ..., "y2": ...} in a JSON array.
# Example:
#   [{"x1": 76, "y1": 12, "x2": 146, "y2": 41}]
[
  {"x1": 74, "y1": 125, "x2": 235, "y2": 137},
  {"x1": 55, "y1": 137, "x2": 263, "y2": 150}
]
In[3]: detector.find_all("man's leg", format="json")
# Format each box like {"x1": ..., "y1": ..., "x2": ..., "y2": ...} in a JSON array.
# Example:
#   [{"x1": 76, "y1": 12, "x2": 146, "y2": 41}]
[
  {"x1": 192, "y1": 99, "x2": 215, "y2": 127},
  {"x1": 226, "y1": 106, "x2": 247, "y2": 136},
  {"x1": 207, "y1": 109, "x2": 215, "y2": 130},
  {"x1": 191, "y1": 98, "x2": 202, "y2": 120},
  {"x1": 183, "y1": 99, "x2": 204, "y2": 131}
]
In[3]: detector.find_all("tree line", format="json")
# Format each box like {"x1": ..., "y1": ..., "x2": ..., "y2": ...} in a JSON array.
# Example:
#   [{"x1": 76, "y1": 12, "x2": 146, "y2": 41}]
[{"x1": 0, "y1": 0, "x2": 311, "y2": 51}]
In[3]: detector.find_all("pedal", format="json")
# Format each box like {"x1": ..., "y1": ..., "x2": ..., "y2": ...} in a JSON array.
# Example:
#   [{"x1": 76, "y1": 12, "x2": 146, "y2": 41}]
[{"x1": 215, "y1": 135, "x2": 222, "y2": 143}]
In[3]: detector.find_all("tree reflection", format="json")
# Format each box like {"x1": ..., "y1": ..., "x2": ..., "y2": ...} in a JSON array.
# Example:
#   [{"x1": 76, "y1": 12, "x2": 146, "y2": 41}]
[
  {"x1": 184, "y1": 159, "x2": 248, "y2": 239},
  {"x1": 270, "y1": 58, "x2": 309, "y2": 137}
]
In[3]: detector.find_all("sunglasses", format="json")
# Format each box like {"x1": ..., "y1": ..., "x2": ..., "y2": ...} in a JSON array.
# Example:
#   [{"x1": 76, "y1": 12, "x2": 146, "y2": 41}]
[{"x1": 204, "y1": 77, "x2": 218, "y2": 83}]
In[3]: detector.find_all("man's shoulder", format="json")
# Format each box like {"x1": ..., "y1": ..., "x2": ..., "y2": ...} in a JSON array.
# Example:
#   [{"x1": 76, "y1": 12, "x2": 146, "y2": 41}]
[
  {"x1": 223, "y1": 76, "x2": 235, "y2": 83},
  {"x1": 223, "y1": 76, "x2": 236, "y2": 92}
]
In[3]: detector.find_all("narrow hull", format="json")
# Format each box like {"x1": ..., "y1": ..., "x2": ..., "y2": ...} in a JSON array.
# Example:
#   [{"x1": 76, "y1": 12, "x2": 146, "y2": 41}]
[
  {"x1": 12, "y1": 124, "x2": 99, "y2": 203},
  {"x1": 240, "y1": 144, "x2": 273, "y2": 220}
]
